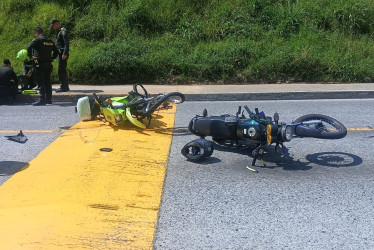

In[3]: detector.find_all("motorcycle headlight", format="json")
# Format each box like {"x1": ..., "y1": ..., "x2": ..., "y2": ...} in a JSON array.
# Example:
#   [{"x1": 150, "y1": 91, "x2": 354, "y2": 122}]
[
  {"x1": 114, "y1": 114, "x2": 123, "y2": 122},
  {"x1": 281, "y1": 125, "x2": 293, "y2": 142},
  {"x1": 266, "y1": 124, "x2": 278, "y2": 144}
]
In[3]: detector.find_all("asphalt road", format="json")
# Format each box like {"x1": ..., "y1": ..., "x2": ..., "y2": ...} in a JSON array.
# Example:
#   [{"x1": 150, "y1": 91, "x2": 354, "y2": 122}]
[
  {"x1": 154, "y1": 99, "x2": 374, "y2": 249},
  {"x1": 1, "y1": 99, "x2": 374, "y2": 249},
  {"x1": 0, "y1": 103, "x2": 80, "y2": 186}
]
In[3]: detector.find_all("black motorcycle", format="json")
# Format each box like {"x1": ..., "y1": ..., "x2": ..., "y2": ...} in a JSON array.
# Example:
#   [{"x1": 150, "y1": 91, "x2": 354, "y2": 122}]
[{"x1": 182, "y1": 105, "x2": 347, "y2": 166}]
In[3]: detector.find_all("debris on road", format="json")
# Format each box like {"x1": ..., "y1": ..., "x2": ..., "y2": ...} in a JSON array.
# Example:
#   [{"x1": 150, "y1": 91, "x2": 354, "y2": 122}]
[{"x1": 5, "y1": 130, "x2": 28, "y2": 143}]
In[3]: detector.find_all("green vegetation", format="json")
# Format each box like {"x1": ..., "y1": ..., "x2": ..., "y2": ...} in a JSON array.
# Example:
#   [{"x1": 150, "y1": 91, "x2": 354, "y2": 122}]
[{"x1": 1, "y1": 0, "x2": 374, "y2": 83}]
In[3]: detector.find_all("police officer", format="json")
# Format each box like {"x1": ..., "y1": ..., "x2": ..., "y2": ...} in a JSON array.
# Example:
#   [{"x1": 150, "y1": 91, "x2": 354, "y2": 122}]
[
  {"x1": 0, "y1": 59, "x2": 18, "y2": 104},
  {"x1": 50, "y1": 19, "x2": 70, "y2": 92},
  {"x1": 27, "y1": 27, "x2": 59, "y2": 106}
]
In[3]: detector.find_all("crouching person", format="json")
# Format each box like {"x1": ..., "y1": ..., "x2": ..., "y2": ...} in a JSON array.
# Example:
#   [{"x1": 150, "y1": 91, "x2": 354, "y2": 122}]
[
  {"x1": 16, "y1": 49, "x2": 37, "y2": 91},
  {"x1": 0, "y1": 59, "x2": 18, "y2": 105}
]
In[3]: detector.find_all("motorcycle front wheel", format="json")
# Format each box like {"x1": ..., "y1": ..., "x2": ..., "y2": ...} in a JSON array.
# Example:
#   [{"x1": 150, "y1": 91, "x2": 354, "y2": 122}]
[
  {"x1": 146, "y1": 92, "x2": 185, "y2": 114},
  {"x1": 294, "y1": 114, "x2": 347, "y2": 139}
]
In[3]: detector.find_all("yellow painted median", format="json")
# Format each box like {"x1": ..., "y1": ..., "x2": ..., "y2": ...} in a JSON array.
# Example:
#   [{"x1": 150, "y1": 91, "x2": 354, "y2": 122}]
[{"x1": 0, "y1": 107, "x2": 177, "y2": 249}]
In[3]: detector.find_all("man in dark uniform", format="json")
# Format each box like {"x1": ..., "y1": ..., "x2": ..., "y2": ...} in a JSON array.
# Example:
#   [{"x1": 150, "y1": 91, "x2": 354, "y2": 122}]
[
  {"x1": 0, "y1": 59, "x2": 18, "y2": 105},
  {"x1": 27, "y1": 27, "x2": 59, "y2": 106},
  {"x1": 50, "y1": 19, "x2": 70, "y2": 92}
]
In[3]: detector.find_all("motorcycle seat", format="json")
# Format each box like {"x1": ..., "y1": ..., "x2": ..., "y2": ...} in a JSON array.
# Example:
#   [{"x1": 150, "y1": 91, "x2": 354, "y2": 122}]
[{"x1": 193, "y1": 116, "x2": 237, "y2": 139}]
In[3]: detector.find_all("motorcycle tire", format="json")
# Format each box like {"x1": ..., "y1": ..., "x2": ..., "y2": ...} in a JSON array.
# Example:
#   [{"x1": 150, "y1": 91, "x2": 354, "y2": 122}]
[
  {"x1": 294, "y1": 114, "x2": 347, "y2": 139},
  {"x1": 146, "y1": 92, "x2": 185, "y2": 114}
]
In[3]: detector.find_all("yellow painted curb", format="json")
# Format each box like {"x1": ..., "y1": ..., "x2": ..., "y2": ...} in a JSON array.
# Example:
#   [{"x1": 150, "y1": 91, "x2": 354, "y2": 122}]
[{"x1": 0, "y1": 107, "x2": 177, "y2": 249}]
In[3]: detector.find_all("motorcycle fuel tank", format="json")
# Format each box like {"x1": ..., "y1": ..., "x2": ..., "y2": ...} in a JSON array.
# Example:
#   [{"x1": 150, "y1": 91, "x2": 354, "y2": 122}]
[{"x1": 237, "y1": 119, "x2": 262, "y2": 141}]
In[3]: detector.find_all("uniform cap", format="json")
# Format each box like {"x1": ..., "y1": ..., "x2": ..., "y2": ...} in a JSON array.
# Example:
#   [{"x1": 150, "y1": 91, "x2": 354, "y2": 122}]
[
  {"x1": 3, "y1": 59, "x2": 11, "y2": 65},
  {"x1": 49, "y1": 18, "x2": 60, "y2": 28}
]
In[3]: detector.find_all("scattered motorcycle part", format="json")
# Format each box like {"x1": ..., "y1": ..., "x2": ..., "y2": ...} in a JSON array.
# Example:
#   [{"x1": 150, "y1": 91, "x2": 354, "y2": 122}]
[
  {"x1": 100, "y1": 148, "x2": 113, "y2": 152},
  {"x1": 76, "y1": 96, "x2": 92, "y2": 121},
  {"x1": 5, "y1": 130, "x2": 28, "y2": 143},
  {"x1": 246, "y1": 166, "x2": 258, "y2": 173},
  {"x1": 22, "y1": 90, "x2": 38, "y2": 95},
  {"x1": 79, "y1": 129, "x2": 101, "y2": 144},
  {"x1": 181, "y1": 138, "x2": 214, "y2": 161}
]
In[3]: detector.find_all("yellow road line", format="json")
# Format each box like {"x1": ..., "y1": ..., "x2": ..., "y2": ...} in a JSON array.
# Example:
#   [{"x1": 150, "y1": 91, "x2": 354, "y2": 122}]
[
  {"x1": 0, "y1": 126, "x2": 372, "y2": 134},
  {"x1": 0, "y1": 130, "x2": 62, "y2": 133},
  {"x1": 347, "y1": 128, "x2": 374, "y2": 131},
  {"x1": 0, "y1": 107, "x2": 177, "y2": 249},
  {"x1": 1, "y1": 126, "x2": 372, "y2": 134}
]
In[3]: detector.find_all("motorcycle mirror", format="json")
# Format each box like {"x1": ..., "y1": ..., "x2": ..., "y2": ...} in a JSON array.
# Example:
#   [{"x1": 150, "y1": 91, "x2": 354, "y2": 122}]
[
  {"x1": 237, "y1": 106, "x2": 241, "y2": 115},
  {"x1": 274, "y1": 112, "x2": 279, "y2": 123},
  {"x1": 202, "y1": 109, "x2": 208, "y2": 117}
]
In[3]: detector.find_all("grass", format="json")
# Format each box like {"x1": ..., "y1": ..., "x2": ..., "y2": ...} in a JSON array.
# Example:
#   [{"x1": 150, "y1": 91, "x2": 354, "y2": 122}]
[{"x1": 1, "y1": 0, "x2": 373, "y2": 84}]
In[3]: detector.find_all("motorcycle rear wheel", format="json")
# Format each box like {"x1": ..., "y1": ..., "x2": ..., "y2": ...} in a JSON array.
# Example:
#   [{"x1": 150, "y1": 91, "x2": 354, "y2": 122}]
[{"x1": 294, "y1": 114, "x2": 347, "y2": 139}]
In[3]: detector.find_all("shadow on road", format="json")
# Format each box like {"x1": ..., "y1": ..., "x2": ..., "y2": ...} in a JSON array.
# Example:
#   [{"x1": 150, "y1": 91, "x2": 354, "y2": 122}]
[
  {"x1": 305, "y1": 152, "x2": 363, "y2": 168},
  {"x1": 0, "y1": 161, "x2": 30, "y2": 176},
  {"x1": 209, "y1": 142, "x2": 363, "y2": 171}
]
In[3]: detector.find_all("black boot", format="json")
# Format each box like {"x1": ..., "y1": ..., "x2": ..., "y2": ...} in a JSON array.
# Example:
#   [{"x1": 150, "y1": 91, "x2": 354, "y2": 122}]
[
  {"x1": 55, "y1": 87, "x2": 69, "y2": 93},
  {"x1": 33, "y1": 100, "x2": 46, "y2": 106}
]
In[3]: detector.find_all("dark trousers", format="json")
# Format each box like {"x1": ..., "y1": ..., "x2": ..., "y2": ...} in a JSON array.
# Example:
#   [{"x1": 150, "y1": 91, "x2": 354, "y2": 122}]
[
  {"x1": 17, "y1": 74, "x2": 36, "y2": 90},
  {"x1": 0, "y1": 84, "x2": 17, "y2": 104},
  {"x1": 36, "y1": 63, "x2": 53, "y2": 102},
  {"x1": 58, "y1": 54, "x2": 69, "y2": 89}
]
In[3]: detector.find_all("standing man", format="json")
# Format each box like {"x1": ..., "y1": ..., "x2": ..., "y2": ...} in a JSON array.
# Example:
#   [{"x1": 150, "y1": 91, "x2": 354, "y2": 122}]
[
  {"x1": 27, "y1": 27, "x2": 59, "y2": 106},
  {"x1": 0, "y1": 59, "x2": 18, "y2": 104},
  {"x1": 50, "y1": 19, "x2": 70, "y2": 92}
]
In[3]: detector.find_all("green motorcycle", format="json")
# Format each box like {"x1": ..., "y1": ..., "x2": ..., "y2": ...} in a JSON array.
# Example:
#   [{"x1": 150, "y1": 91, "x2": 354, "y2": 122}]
[{"x1": 77, "y1": 84, "x2": 185, "y2": 128}]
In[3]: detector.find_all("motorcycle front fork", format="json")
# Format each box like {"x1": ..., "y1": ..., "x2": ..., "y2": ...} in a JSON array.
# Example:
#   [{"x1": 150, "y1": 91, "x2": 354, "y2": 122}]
[
  {"x1": 251, "y1": 142, "x2": 286, "y2": 166},
  {"x1": 251, "y1": 145, "x2": 267, "y2": 166}
]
